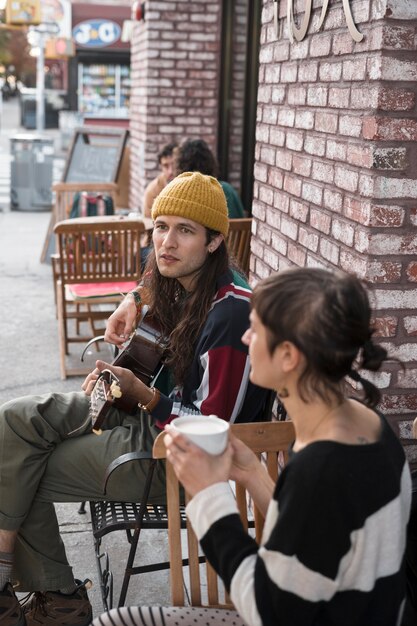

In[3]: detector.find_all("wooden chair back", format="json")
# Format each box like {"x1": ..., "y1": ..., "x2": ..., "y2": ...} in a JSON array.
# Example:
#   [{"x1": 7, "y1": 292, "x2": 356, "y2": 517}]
[
  {"x1": 53, "y1": 215, "x2": 145, "y2": 378},
  {"x1": 41, "y1": 182, "x2": 120, "y2": 263},
  {"x1": 54, "y1": 215, "x2": 144, "y2": 285},
  {"x1": 226, "y1": 218, "x2": 252, "y2": 274},
  {"x1": 53, "y1": 182, "x2": 119, "y2": 223},
  {"x1": 152, "y1": 420, "x2": 295, "y2": 608}
]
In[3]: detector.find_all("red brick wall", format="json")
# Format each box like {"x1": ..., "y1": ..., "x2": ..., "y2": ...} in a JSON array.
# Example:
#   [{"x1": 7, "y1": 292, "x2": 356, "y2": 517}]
[
  {"x1": 129, "y1": 0, "x2": 223, "y2": 212},
  {"x1": 252, "y1": 0, "x2": 417, "y2": 434}
]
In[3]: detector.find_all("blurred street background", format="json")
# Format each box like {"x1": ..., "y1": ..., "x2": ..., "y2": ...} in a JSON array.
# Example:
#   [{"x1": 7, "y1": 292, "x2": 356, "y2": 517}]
[{"x1": 0, "y1": 97, "x2": 170, "y2": 617}]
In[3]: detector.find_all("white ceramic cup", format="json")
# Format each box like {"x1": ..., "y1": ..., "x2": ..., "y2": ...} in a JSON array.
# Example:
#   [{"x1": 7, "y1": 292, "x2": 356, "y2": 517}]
[{"x1": 170, "y1": 414, "x2": 230, "y2": 456}]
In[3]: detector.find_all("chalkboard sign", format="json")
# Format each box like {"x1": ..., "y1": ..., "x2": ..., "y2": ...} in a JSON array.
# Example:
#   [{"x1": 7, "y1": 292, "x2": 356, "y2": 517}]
[{"x1": 62, "y1": 127, "x2": 129, "y2": 184}]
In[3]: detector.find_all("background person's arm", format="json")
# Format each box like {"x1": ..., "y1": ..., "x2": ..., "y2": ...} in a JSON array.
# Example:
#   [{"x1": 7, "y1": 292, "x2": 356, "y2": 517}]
[{"x1": 142, "y1": 182, "x2": 154, "y2": 218}]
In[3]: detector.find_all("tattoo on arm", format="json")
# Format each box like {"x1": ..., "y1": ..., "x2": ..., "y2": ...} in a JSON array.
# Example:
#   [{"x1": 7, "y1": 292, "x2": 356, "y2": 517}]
[{"x1": 357, "y1": 436, "x2": 369, "y2": 444}]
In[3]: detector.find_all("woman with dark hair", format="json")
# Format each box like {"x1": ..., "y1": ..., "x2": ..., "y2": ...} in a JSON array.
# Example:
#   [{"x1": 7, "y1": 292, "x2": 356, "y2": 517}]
[
  {"x1": 93, "y1": 267, "x2": 411, "y2": 626},
  {"x1": 175, "y1": 139, "x2": 245, "y2": 219}
]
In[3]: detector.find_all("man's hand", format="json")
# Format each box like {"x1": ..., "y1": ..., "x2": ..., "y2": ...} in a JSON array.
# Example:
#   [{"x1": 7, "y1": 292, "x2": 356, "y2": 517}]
[
  {"x1": 81, "y1": 367, "x2": 100, "y2": 396},
  {"x1": 93, "y1": 360, "x2": 154, "y2": 406},
  {"x1": 104, "y1": 296, "x2": 137, "y2": 346}
]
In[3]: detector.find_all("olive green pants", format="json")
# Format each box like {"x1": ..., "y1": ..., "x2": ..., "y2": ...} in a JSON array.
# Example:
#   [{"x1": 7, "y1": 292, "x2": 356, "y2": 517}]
[{"x1": 0, "y1": 391, "x2": 165, "y2": 591}]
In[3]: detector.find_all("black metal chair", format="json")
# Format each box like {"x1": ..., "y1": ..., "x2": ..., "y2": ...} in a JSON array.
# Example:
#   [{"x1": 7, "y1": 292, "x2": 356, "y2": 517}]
[{"x1": 88, "y1": 450, "x2": 181, "y2": 611}]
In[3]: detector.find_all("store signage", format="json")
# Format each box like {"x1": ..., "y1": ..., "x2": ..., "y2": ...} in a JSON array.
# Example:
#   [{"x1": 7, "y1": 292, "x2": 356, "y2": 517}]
[
  {"x1": 73, "y1": 19, "x2": 121, "y2": 48},
  {"x1": 41, "y1": 0, "x2": 71, "y2": 39},
  {"x1": 5, "y1": 0, "x2": 41, "y2": 25},
  {"x1": 273, "y1": 0, "x2": 363, "y2": 43}
]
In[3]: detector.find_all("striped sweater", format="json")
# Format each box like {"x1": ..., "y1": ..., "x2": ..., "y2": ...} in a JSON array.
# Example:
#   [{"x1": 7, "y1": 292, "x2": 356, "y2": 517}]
[
  {"x1": 187, "y1": 413, "x2": 412, "y2": 626},
  {"x1": 152, "y1": 269, "x2": 268, "y2": 428}
]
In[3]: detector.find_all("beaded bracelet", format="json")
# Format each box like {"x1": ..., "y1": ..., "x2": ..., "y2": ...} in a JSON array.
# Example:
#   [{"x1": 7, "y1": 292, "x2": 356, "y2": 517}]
[{"x1": 128, "y1": 290, "x2": 142, "y2": 315}]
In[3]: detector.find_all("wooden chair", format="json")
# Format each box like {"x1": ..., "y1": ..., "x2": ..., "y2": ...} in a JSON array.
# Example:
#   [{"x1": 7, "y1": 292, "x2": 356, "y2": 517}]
[
  {"x1": 54, "y1": 215, "x2": 145, "y2": 379},
  {"x1": 226, "y1": 218, "x2": 252, "y2": 275},
  {"x1": 152, "y1": 420, "x2": 295, "y2": 607},
  {"x1": 88, "y1": 417, "x2": 294, "y2": 611},
  {"x1": 53, "y1": 182, "x2": 119, "y2": 224},
  {"x1": 157, "y1": 425, "x2": 414, "y2": 611},
  {"x1": 41, "y1": 182, "x2": 119, "y2": 263},
  {"x1": 87, "y1": 391, "x2": 279, "y2": 610},
  {"x1": 88, "y1": 452, "x2": 173, "y2": 611}
]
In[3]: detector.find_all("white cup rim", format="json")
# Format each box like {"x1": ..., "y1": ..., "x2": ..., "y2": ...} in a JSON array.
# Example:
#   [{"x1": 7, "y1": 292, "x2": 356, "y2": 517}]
[
  {"x1": 169, "y1": 415, "x2": 229, "y2": 455},
  {"x1": 170, "y1": 414, "x2": 229, "y2": 433}
]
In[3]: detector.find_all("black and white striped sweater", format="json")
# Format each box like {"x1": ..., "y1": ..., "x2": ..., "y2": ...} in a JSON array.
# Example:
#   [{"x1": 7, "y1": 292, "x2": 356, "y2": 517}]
[{"x1": 186, "y1": 414, "x2": 411, "y2": 626}]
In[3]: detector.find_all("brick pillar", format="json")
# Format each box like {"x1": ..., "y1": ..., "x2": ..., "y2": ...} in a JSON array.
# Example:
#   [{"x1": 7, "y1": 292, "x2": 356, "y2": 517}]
[
  {"x1": 252, "y1": 0, "x2": 417, "y2": 434},
  {"x1": 129, "y1": 0, "x2": 222, "y2": 211}
]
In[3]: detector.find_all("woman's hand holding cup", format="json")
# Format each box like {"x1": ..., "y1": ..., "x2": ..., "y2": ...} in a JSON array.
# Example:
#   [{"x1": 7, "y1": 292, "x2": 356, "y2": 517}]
[{"x1": 165, "y1": 415, "x2": 233, "y2": 497}]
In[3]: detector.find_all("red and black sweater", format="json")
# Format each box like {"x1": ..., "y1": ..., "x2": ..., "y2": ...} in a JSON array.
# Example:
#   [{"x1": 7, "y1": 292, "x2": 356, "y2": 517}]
[{"x1": 152, "y1": 269, "x2": 268, "y2": 428}]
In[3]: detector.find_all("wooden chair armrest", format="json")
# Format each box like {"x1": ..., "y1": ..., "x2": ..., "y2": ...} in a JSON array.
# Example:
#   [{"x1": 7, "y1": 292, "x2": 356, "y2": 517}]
[
  {"x1": 103, "y1": 450, "x2": 154, "y2": 493},
  {"x1": 51, "y1": 254, "x2": 60, "y2": 271},
  {"x1": 153, "y1": 430, "x2": 167, "y2": 459},
  {"x1": 52, "y1": 182, "x2": 119, "y2": 193}
]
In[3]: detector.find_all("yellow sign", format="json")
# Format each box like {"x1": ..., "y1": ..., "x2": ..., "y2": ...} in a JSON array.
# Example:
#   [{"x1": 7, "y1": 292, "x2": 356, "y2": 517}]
[{"x1": 6, "y1": 0, "x2": 41, "y2": 25}]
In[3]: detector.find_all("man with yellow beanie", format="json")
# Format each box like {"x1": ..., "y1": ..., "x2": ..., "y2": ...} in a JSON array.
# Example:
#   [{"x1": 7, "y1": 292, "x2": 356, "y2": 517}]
[
  {"x1": 0, "y1": 173, "x2": 269, "y2": 626},
  {"x1": 103, "y1": 171, "x2": 267, "y2": 427}
]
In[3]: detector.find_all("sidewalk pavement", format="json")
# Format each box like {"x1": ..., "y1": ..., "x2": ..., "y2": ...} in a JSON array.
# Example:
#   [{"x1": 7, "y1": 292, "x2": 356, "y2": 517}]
[{"x1": 0, "y1": 99, "x2": 171, "y2": 618}]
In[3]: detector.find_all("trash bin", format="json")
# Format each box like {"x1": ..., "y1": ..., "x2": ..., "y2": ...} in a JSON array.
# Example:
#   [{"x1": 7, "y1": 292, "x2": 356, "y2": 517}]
[
  {"x1": 20, "y1": 94, "x2": 36, "y2": 129},
  {"x1": 19, "y1": 88, "x2": 69, "y2": 130},
  {"x1": 10, "y1": 134, "x2": 54, "y2": 211}
]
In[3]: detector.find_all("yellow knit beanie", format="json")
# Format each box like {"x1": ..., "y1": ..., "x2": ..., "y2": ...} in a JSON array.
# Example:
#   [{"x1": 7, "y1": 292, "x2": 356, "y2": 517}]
[{"x1": 151, "y1": 171, "x2": 229, "y2": 237}]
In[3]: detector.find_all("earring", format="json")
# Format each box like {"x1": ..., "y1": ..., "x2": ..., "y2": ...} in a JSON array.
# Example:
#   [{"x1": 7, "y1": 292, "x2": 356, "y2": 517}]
[{"x1": 277, "y1": 387, "x2": 289, "y2": 399}]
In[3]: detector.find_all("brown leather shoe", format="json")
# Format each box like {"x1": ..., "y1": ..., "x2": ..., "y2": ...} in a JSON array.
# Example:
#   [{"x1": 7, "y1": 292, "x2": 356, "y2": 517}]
[
  {"x1": 0, "y1": 582, "x2": 26, "y2": 626},
  {"x1": 23, "y1": 579, "x2": 92, "y2": 626}
]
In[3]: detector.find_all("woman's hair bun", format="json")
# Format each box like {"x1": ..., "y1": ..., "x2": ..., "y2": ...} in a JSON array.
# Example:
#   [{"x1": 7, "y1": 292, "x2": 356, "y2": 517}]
[{"x1": 361, "y1": 339, "x2": 387, "y2": 371}]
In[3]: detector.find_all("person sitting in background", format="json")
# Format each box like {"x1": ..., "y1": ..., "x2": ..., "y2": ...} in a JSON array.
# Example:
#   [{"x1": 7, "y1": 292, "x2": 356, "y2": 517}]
[
  {"x1": 175, "y1": 138, "x2": 245, "y2": 219},
  {"x1": 143, "y1": 142, "x2": 177, "y2": 217},
  {"x1": 92, "y1": 267, "x2": 412, "y2": 626}
]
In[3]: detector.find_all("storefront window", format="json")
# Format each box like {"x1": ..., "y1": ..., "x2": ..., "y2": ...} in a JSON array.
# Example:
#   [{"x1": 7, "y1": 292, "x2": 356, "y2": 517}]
[{"x1": 78, "y1": 62, "x2": 130, "y2": 118}]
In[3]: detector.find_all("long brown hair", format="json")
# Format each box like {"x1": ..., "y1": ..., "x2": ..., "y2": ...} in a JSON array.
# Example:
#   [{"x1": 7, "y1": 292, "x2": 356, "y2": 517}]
[{"x1": 143, "y1": 230, "x2": 229, "y2": 385}]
